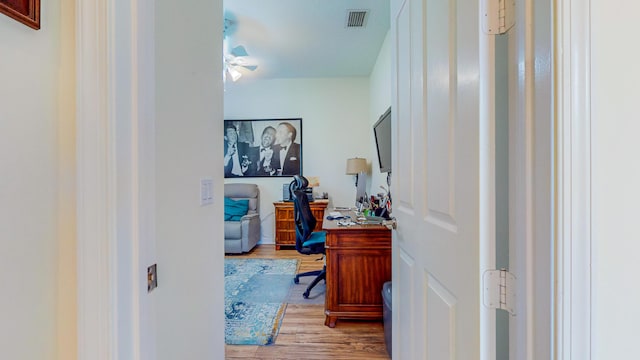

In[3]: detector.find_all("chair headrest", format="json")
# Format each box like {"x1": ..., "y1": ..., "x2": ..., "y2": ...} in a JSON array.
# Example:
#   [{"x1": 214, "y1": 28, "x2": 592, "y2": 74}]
[{"x1": 290, "y1": 175, "x2": 309, "y2": 192}]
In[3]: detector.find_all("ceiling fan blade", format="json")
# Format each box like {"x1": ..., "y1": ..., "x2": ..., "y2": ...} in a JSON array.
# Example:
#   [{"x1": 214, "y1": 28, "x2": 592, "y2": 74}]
[
  {"x1": 242, "y1": 65, "x2": 258, "y2": 71},
  {"x1": 230, "y1": 45, "x2": 249, "y2": 57}
]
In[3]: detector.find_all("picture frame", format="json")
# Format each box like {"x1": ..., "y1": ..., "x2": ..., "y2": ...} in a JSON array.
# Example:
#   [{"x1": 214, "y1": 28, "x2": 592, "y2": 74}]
[
  {"x1": 224, "y1": 118, "x2": 303, "y2": 178},
  {"x1": 0, "y1": 0, "x2": 40, "y2": 30}
]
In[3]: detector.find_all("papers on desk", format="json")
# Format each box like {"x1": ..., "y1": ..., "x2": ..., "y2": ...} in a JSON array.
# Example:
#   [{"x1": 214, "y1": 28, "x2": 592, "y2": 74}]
[
  {"x1": 327, "y1": 211, "x2": 351, "y2": 221},
  {"x1": 328, "y1": 212, "x2": 383, "y2": 226},
  {"x1": 356, "y1": 216, "x2": 385, "y2": 225},
  {"x1": 337, "y1": 220, "x2": 356, "y2": 226}
]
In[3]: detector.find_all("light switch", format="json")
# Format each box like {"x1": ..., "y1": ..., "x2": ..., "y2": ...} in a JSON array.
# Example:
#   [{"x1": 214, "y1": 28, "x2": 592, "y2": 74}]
[{"x1": 200, "y1": 178, "x2": 213, "y2": 206}]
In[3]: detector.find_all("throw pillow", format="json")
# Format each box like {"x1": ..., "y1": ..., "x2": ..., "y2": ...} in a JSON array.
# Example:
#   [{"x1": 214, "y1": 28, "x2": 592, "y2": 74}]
[{"x1": 224, "y1": 197, "x2": 249, "y2": 221}]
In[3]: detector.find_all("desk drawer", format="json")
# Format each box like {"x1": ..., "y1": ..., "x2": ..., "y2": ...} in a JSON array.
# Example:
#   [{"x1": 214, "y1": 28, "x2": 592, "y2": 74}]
[{"x1": 325, "y1": 229, "x2": 391, "y2": 248}]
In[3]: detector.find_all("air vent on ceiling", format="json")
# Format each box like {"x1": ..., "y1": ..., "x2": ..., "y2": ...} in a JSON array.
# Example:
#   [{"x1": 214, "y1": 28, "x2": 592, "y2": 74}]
[{"x1": 345, "y1": 9, "x2": 368, "y2": 28}]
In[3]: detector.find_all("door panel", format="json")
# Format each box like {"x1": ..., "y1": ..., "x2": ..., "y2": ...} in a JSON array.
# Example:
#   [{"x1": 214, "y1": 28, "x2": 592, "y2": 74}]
[
  {"x1": 427, "y1": 274, "x2": 456, "y2": 359},
  {"x1": 395, "y1": 1, "x2": 414, "y2": 211},
  {"x1": 391, "y1": 0, "x2": 493, "y2": 358},
  {"x1": 397, "y1": 249, "x2": 420, "y2": 358},
  {"x1": 425, "y1": 0, "x2": 456, "y2": 228}
]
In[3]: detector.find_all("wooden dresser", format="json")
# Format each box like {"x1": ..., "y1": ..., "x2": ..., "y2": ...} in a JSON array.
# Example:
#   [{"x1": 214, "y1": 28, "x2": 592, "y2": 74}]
[
  {"x1": 323, "y1": 214, "x2": 392, "y2": 328},
  {"x1": 273, "y1": 200, "x2": 328, "y2": 250}
]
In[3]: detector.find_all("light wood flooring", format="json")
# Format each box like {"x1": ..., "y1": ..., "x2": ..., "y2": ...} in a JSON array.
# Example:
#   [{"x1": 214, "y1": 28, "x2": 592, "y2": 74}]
[{"x1": 225, "y1": 245, "x2": 390, "y2": 360}]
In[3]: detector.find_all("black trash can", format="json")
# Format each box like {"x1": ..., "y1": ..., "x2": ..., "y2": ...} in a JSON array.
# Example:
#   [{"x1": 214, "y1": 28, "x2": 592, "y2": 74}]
[{"x1": 382, "y1": 281, "x2": 392, "y2": 357}]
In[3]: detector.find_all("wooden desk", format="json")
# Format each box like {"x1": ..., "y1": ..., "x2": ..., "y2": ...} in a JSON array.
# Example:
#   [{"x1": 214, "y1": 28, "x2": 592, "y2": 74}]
[
  {"x1": 273, "y1": 200, "x2": 328, "y2": 250},
  {"x1": 323, "y1": 214, "x2": 392, "y2": 328}
]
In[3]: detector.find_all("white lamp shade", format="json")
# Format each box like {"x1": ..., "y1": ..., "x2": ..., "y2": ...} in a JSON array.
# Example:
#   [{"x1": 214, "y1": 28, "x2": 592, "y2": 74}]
[{"x1": 346, "y1": 158, "x2": 367, "y2": 175}]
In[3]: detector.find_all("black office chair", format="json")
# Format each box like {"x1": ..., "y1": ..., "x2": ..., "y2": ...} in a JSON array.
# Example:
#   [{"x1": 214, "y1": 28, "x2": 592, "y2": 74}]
[{"x1": 290, "y1": 175, "x2": 327, "y2": 298}]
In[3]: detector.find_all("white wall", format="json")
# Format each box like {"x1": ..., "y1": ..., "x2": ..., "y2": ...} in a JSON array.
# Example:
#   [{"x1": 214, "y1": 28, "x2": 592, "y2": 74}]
[
  {"x1": 155, "y1": 0, "x2": 225, "y2": 358},
  {"x1": 0, "y1": 0, "x2": 76, "y2": 358},
  {"x1": 591, "y1": 1, "x2": 640, "y2": 357},
  {"x1": 368, "y1": 31, "x2": 392, "y2": 199},
  {"x1": 224, "y1": 78, "x2": 371, "y2": 243}
]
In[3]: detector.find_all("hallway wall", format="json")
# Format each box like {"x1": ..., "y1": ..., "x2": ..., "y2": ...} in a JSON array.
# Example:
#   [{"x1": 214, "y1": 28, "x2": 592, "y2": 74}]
[
  {"x1": 0, "y1": 1, "x2": 77, "y2": 359},
  {"x1": 155, "y1": 0, "x2": 225, "y2": 358}
]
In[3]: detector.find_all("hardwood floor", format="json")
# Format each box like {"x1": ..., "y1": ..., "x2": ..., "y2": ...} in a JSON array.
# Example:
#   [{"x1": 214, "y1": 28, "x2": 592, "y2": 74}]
[{"x1": 225, "y1": 245, "x2": 390, "y2": 360}]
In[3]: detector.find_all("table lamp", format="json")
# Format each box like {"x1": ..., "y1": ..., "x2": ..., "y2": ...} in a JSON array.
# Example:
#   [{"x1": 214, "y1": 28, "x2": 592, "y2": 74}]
[{"x1": 346, "y1": 157, "x2": 367, "y2": 187}]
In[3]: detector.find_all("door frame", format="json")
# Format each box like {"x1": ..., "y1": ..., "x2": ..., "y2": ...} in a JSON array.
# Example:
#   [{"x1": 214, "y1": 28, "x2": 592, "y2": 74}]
[
  {"x1": 76, "y1": 0, "x2": 120, "y2": 356},
  {"x1": 74, "y1": 0, "x2": 588, "y2": 358},
  {"x1": 554, "y1": 0, "x2": 593, "y2": 358},
  {"x1": 507, "y1": 0, "x2": 555, "y2": 358},
  {"x1": 76, "y1": 0, "x2": 156, "y2": 358}
]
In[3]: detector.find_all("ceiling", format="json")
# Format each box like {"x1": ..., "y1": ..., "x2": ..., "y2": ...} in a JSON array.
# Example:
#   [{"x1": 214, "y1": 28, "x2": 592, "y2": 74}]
[{"x1": 223, "y1": 0, "x2": 390, "y2": 81}]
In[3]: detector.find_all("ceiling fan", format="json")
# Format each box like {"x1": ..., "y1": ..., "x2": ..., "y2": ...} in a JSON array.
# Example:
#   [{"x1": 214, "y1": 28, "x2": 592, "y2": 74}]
[
  {"x1": 223, "y1": 17, "x2": 258, "y2": 82},
  {"x1": 224, "y1": 44, "x2": 258, "y2": 82}
]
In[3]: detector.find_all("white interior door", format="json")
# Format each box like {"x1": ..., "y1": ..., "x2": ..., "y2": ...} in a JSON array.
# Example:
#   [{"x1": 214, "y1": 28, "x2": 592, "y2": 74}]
[{"x1": 390, "y1": 0, "x2": 495, "y2": 358}]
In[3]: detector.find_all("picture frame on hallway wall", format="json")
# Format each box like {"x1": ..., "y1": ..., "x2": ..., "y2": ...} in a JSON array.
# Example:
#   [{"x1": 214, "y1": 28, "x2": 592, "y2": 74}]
[
  {"x1": 0, "y1": 0, "x2": 40, "y2": 30},
  {"x1": 224, "y1": 118, "x2": 303, "y2": 178}
]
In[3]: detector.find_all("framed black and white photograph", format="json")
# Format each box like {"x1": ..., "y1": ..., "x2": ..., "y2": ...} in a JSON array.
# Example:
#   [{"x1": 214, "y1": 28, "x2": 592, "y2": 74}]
[{"x1": 224, "y1": 118, "x2": 302, "y2": 178}]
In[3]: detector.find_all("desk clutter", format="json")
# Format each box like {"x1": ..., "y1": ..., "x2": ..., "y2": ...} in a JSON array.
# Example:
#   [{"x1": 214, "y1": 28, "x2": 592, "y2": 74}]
[
  {"x1": 326, "y1": 210, "x2": 391, "y2": 226},
  {"x1": 326, "y1": 211, "x2": 348, "y2": 220},
  {"x1": 352, "y1": 185, "x2": 392, "y2": 220}
]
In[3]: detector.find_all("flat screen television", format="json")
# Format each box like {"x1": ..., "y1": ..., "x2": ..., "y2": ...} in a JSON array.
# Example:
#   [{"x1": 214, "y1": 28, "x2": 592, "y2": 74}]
[{"x1": 373, "y1": 107, "x2": 392, "y2": 173}]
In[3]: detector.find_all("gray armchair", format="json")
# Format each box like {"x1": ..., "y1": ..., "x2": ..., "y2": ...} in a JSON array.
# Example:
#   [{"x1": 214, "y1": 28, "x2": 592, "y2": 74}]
[{"x1": 224, "y1": 183, "x2": 260, "y2": 253}]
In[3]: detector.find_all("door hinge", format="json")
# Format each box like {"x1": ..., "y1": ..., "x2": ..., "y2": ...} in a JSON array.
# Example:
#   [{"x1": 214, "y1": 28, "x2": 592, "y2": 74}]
[
  {"x1": 482, "y1": 0, "x2": 515, "y2": 35},
  {"x1": 482, "y1": 268, "x2": 515, "y2": 315}
]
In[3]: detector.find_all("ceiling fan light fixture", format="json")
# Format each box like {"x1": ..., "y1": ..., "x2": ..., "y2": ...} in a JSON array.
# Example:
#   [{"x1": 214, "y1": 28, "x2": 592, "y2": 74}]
[
  {"x1": 227, "y1": 66, "x2": 243, "y2": 82},
  {"x1": 232, "y1": 57, "x2": 249, "y2": 66},
  {"x1": 221, "y1": 17, "x2": 258, "y2": 82}
]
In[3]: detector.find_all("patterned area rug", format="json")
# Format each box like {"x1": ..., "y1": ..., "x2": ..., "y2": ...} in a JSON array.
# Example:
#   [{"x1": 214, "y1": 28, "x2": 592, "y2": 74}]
[{"x1": 225, "y1": 258, "x2": 299, "y2": 345}]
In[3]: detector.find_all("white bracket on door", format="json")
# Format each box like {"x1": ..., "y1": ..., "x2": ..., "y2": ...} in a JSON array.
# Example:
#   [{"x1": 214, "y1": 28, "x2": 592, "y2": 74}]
[
  {"x1": 481, "y1": 0, "x2": 515, "y2": 35},
  {"x1": 482, "y1": 269, "x2": 516, "y2": 315}
]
